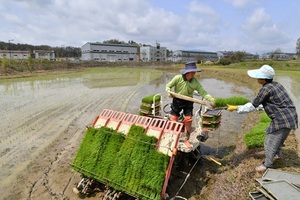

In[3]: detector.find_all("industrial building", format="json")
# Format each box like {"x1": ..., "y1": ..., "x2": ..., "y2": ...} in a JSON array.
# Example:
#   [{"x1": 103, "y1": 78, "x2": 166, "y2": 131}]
[
  {"x1": 0, "y1": 50, "x2": 30, "y2": 59},
  {"x1": 170, "y1": 50, "x2": 219, "y2": 63},
  {"x1": 81, "y1": 42, "x2": 138, "y2": 62},
  {"x1": 0, "y1": 50, "x2": 55, "y2": 60},
  {"x1": 32, "y1": 50, "x2": 55, "y2": 60},
  {"x1": 140, "y1": 43, "x2": 167, "y2": 62}
]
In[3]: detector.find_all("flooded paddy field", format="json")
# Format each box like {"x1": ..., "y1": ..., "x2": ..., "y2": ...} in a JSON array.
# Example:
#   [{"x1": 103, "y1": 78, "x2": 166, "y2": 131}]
[{"x1": 0, "y1": 67, "x2": 298, "y2": 200}]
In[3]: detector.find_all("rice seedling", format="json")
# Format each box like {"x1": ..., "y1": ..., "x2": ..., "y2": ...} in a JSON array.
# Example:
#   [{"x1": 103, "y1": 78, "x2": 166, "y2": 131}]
[
  {"x1": 214, "y1": 96, "x2": 250, "y2": 107},
  {"x1": 244, "y1": 112, "x2": 271, "y2": 148},
  {"x1": 71, "y1": 125, "x2": 169, "y2": 200}
]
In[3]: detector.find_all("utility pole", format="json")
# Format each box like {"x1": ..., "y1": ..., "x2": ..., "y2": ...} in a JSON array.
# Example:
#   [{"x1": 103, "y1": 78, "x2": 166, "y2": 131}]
[{"x1": 8, "y1": 39, "x2": 14, "y2": 59}]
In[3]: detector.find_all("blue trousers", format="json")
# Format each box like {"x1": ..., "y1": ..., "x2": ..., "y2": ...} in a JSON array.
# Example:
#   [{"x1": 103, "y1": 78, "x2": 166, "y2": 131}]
[{"x1": 264, "y1": 128, "x2": 290, "y2": 168}]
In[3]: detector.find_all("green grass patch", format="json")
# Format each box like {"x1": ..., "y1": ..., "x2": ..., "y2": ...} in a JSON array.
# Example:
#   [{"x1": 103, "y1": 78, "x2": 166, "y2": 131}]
[
  {"x1": 71, "y1": 125, "x2": 169, "y2": 200},
  {"x1": 244, "y1": 112, "x2": 271, "y2": 148}
]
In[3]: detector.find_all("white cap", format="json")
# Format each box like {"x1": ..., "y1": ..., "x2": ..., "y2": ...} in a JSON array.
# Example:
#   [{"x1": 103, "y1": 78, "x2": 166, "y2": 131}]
[{"x1": 247, "y1": 65, "x2": 275, "y2": 79}]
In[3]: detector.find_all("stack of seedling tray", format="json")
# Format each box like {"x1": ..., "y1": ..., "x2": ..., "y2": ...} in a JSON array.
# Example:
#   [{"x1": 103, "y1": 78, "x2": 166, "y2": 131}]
[
  {"x1": 201, "y1": 109, "x2": 222, "y2": 131},
  {"x1": 140, "y1": 94, "x2": 161, "y2": 116}
]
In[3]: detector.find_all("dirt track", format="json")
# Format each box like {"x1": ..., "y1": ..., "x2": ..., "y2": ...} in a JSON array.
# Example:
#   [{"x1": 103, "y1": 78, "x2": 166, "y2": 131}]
[{"x1": 0, "y1": 70, "x2": 254, "y2": 200}]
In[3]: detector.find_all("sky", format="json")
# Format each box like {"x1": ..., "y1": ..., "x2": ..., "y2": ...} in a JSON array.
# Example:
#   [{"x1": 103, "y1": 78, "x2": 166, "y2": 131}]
[{"x1": 0, "y1": 0, "x2": 299, "y2": 54}]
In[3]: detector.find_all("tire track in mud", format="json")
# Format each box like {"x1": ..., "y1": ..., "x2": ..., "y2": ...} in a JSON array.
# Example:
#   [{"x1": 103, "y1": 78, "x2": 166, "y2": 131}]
[
  {"x1": 0, "y1": 84, "x2": 141, "y2": 191},
  {"x1": 0, "y1": 81, "x2": 143, "y2": 199},
  {"x1": 23, "y1": 86, "x2": 142, "y2": 200}
]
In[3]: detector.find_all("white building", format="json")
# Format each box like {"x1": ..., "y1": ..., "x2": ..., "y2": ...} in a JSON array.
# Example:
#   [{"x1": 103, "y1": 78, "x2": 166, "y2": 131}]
[
  {"x1": 0, "y1": 50, "x2": 30, "y2": 59},
  {"x1": 33, "y1": 50, "x2": 55, "y2": 60},
  {"x1": 81, "y1": 42, "x2": 138, "y2": 62},
  {"x1": 260, "y1": 52, "x2": 296, "y2": 60},
  {"x1": 170, "y1": 50, "x2": 218, "y2": 63},
  {"x1": 140, "y1": 43, "x2": 167, "y2": 62}
]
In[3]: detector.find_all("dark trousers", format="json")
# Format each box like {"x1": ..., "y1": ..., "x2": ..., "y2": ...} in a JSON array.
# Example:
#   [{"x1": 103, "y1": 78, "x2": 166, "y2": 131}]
[
  {"x1": 264, "y1": 128, "x2": 290, "y2": 168},
  {"x1": 170, "y1": 98, "x2": 194, "y2": 117}
]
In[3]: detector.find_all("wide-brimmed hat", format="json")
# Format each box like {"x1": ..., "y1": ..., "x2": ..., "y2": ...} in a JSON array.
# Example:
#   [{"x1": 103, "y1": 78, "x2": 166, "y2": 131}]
[
  {"x1": 247, "y1": 65, "x2": 275, "y2": 79},
  {"x1": 180, "y1": 61, "x2": 202, "y2": 74}
]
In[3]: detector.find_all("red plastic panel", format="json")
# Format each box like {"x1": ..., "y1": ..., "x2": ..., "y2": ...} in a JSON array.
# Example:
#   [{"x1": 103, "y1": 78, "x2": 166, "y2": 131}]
[
  {"x1": 92, "y1": 109, "x2": 115, "y2": 128},
  {"x1": 149, "y1": 118, "x2": 168, "y2": 130},
  {"x1": 121, "y1": 113, "x2": 139, "y2": 125},
  {"x1": 106, "y1": 111, "x2": 126, "y2": 130},
  {"x1": 117, "y1": 113, "x2": 139, "y2": 135},
  {"x1": 135, "y1": 116, "x2": 153, "y2": 130},
  {"x1": 160, "y1": 120, "x2": 183, "y2": 199},
  {"x1": 145, "y1": 118, "x2": 168, "y2": 139},
  {"x1": 164, "y1": 120, "x2": 183, "y2": 134},
  {"x1": 157, "y1": 121, "x2": 182, "y2": 156}
]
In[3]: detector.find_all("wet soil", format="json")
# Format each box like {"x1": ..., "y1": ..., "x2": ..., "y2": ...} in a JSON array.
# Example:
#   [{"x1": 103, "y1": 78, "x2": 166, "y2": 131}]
[{"x1": 0, "y1": 68, "x2": 286, "y2": 200}]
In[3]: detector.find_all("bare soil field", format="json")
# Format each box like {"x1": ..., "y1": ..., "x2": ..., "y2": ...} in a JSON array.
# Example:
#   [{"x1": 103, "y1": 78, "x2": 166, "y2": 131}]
[{"x1": 0, "y1": 68, "x2": 299, "y2": 200}]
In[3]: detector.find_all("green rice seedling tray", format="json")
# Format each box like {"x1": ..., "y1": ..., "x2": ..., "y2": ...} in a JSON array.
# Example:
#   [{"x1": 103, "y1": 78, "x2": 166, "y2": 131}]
[
  {"x1": 202, "y1": 109, "x2": 222, "y2": 122},
  {"x1": 140, "y1": 94, "x2": 161, "y2": 117},
  {"x1": 202, "y1": 122, "x2": 221, "y2": 130},
  {"x1": 202, "y1": 119, "x2": 221, "y2": 129},
  {"x1": 214, "y1": 96, "x2": 250, "y2": 107},
  {"x1": 140, "y1": 105, "x2": 161, "y2": 112},
  {"x1": 142, "y1": 94, "x2": 161, "y2": 104},
  {"x1": 142, "y1": 101, "x2": 161, "y2": 108},
  {"x1": 201, "y1": 109, "x2": 222, "y2": 131},
  {"x1": 139, "y1": 110, "x2": 160, "y2": 116}
]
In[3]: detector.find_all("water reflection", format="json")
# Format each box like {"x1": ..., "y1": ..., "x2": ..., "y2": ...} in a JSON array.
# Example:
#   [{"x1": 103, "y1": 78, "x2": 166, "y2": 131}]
[
  {"x1": 82, "y1": 71, "x2": 156, "y2": 88},
  {"x1": 0, "y1": 70, "x2": 255, "y2": 129}
]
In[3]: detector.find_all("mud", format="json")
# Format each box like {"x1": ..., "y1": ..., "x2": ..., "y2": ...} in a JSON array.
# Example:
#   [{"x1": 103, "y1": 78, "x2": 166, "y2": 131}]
[{"x1": 0, "y1": 68, "x2": 262, "y2": 200}]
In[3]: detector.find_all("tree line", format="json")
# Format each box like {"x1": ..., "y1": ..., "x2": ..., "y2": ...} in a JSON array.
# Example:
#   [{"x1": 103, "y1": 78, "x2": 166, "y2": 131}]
[
  {"x1": 0, "y1": 41, "x2": 81, "y2": 58},
  {"x1": 0, "y1": 39, "x2": 159, "y2": 58}
]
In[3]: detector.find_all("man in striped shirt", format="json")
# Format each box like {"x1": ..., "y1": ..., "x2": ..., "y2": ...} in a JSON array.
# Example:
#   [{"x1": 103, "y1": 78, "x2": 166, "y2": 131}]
[{"x1": 227, "y1": 65, "x2": 298, "y2": 172}]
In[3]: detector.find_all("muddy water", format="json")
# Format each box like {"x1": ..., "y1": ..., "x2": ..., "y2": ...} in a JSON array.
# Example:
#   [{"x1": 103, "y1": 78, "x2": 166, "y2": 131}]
[{"x1": 0, "y1": 70, "x2": 253, "y2": 191}]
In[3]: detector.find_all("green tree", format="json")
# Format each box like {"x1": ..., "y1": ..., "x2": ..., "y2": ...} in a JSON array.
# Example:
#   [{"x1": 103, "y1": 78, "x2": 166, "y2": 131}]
[
  {"x1": 103, "y1": 39, "x2": 125, "y2": 44},
  {"x1": 230, "y1": 51, "x2": 246, "y2": 62}
]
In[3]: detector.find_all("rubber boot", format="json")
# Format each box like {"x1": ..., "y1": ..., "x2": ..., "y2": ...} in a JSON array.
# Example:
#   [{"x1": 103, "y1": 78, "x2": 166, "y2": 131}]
[
  {"x1": 183, "y1": 116, "x2": 193, "y2": 148},
  {"x1": 170, "y1": 114, "x2": 178, "y2": 122}
]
